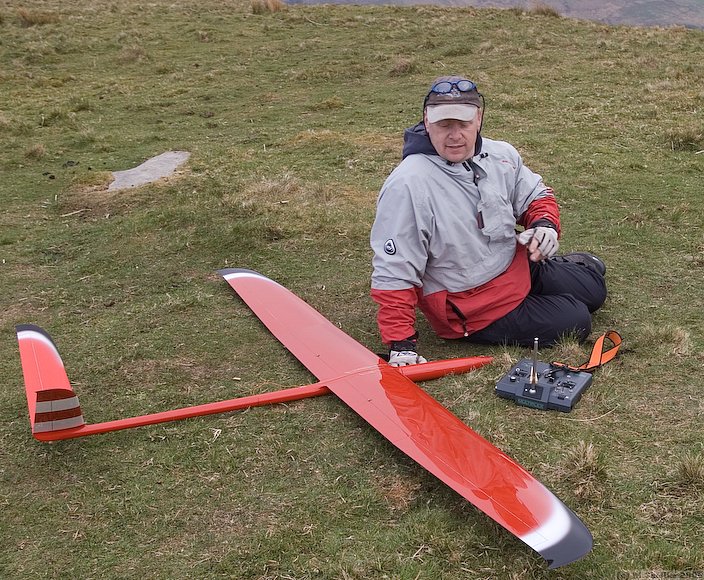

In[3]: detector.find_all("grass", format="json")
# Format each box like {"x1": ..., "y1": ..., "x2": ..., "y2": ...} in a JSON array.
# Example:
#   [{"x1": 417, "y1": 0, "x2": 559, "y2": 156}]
[
  {"x1": 1, "y1": 0, "x2": 703, "y2": 578},
  {"x1": 15, "y1": 7, "x2": 60, "y2": 27}
]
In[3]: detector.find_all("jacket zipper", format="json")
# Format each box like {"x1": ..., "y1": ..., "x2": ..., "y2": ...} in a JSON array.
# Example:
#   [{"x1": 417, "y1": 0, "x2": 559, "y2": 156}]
[
  {"x1": 447, "y1": 300, "x2": 469, "y2": 337},
  {"x1": 448, "y1": 164, "x2": 474, "y2": 337}
]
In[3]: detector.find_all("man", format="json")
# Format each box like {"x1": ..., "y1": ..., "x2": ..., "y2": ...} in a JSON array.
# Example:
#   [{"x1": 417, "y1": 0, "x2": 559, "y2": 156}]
[{"x1": 370, "y1": 76, "x2": 607, "y2": 366}]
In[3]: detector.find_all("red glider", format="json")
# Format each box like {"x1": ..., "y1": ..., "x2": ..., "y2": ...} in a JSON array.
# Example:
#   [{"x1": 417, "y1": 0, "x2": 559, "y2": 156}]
[
  {"x1": 15, "y1": 268, "x2": 592, "y2": 568},
  {"x1": 216, "y1": 269, "x2": 593, "y2": 569}
]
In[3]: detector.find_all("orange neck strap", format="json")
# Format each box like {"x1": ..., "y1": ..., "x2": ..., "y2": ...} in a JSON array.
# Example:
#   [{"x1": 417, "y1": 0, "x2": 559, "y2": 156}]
[{"x1": 551, "y1": 330, "x2": 622, "y2": 373}]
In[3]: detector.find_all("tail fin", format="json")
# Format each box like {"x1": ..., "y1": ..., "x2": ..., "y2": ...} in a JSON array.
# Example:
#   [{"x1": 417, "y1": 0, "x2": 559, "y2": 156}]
[{"x1": 15, "y1": 325, "x2": 85, "y2": 435}]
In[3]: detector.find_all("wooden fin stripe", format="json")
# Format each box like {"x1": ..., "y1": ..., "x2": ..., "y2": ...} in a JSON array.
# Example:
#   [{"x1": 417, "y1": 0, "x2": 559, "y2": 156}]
[
  {"x1": 35, "y1": 406, "x2": 83, "y2": 423},
  {"x1": 33, "y1": 388, "x2": 84, "y2": 432},
  {"x1": 36, "y1": 388, "x2": 77, "y2": 402},
  {"x1": 33, "y1": 414, "x2": 85, "y2": 433}
]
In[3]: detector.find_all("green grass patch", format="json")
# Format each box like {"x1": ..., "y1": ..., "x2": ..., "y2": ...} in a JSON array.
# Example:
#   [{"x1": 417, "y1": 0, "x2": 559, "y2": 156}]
[{"x1": 1, "y1": 1, "x2": 703, "y2": 578}]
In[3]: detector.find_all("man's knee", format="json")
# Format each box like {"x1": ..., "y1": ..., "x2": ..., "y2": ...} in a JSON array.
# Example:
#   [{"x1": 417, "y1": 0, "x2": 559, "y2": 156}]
[
  {"x1": 571, "y1": 304, "x2": 592, "y2": 342},
  {"x1": 584, "y1": 275, "x2": 607, "y2": 313},
  {"x1": 533, "y1": 258, "x2": 608, "y2": 314},
  {"x1": 548, "y1": 298, "x2": 592, "y2": 344}
]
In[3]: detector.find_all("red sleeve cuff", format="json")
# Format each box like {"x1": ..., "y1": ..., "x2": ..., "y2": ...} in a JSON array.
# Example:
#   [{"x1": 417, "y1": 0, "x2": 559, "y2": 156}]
[{"x1": 370, "y1": 287, "x2": 418, "y2": 345}]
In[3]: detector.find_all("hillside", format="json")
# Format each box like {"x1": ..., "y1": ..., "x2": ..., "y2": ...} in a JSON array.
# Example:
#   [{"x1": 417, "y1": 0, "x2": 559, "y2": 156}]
[{"x1": 1, "y1": 1, "x2": 703, "y2": 578}]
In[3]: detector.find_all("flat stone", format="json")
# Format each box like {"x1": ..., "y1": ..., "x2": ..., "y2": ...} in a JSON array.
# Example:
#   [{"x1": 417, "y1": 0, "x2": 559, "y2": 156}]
[{"x1": 108, "y1": 151, "x2": 191, "y2": 191}]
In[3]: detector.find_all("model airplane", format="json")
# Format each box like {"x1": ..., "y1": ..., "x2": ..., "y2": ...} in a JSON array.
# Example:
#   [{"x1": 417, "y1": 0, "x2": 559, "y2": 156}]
[{"x1": 15, "y1": 268, "x2": 592, "y2": 568}]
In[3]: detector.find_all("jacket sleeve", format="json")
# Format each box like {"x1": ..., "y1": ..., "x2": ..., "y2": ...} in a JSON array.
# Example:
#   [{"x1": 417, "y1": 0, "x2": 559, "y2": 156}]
[
  {"x1": 506, "y1": 145, "x2": 561, "y2": 235},
  {"x1": 520, "y1": 189, "x2": 561, "y2": 236},
  {"x1": 370, "y1": 288, "x2": 419, "y2": 346},
  {"x1": 370, "y1": 168, "x2": 432, "y2": 292},
  {"x1": 370, "y1": 163, "x2": 432, "y2": 345}
]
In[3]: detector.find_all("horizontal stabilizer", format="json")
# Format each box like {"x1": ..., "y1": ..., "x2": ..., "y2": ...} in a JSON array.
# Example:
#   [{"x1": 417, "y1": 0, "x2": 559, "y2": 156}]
[{"x1": 16, "y1": 324, "x2": 85, "y2": 434}]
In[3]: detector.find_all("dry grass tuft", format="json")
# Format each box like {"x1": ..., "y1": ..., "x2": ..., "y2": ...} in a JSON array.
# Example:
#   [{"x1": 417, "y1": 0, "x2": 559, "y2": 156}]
[
  {"x1": 374, "y1": 473, "x2": 422, "y2": 512},
  {"x1": 529, "y1": 3, "x2": 561, "y2": 18},
  {"x1": 57, "y1": 171, "x2": 156, "y2": 218},
  {"x1": 641, "y1": 324, "x2": 692, "y2": 356},
  {"x1": 676, "y1": 453, "x2": 704, "y2": 488},
  {"x1": 551, "y1": 336, "x2": 588, "y2": 367},
  {"x1": 496, "y1": 350, "x2": 518, "y2": 368},
  {"x1": 72, "y1": 171, "x2": 116, "y2": 190},
  {"x1": 117, "y1": 45, "x2": 148, "y2": 64},
  {"x1": 17, "y1": 8, "x2": 59, "y2": 27},
  {"x1": 24, "y1": 143, "x2": 46, "y2": 160},
  {"x1": 309, "y1": 96, "x2": 345, "y2": 111},
  {"x1": 251, "y1": 0, "x2": 286, "y2": 15},
  {"x1": 0, "y1": 111, "x2": 32, "y2": 134},
  {"x1": 225, "y1": 172, "x2": 333, "y2": 211},
  {"x1": 241, "y1": 172, "x2": 305, "y2": 205},
  {"x1": 389, "y1": 58, "x2": 416, "y2": 76},
  {"x1": 665, "y1": 126, "x2": 704, "y2": 151},
  {"x1": 669, "y1": 327, "x2": 692, "y2": 356},
  {"x1": 560, "y1": 440, "x2": 608, "y2": 500}
]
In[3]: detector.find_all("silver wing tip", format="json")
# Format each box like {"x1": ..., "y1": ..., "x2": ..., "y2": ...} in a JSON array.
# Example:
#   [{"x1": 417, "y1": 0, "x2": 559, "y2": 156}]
[
  {"x1": 541, "y1": 513, "x2": 593, "y2": 569},
  {"x1": 16, "y1": 323, "x2": 50, "y2": 336},
  {"x1": 16, "y1": 324, "x2": 59, "y2": 350},
  {"x1": 218, "y1": 267, "x2": 263, "y2": 279}
]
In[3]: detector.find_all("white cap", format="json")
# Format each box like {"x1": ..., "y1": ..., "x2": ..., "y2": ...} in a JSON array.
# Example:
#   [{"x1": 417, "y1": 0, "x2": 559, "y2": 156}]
[{"x1": 426, "y1": 104, "x2": 478, "y2": 124}]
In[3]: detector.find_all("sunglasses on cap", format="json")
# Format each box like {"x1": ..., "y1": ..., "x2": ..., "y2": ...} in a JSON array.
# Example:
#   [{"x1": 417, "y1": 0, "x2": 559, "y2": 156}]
[
  {"x1": 429, "y1": 79, "x2": 477, "y2": 94},
  {"x1": 423, "y1": 79, "x2": 481, "y2": 111}
]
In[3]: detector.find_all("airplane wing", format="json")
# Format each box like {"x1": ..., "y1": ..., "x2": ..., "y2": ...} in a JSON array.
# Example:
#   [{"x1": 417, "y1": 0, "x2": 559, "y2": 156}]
[{"x1": 219, "y1": 268, "x2": 593, "y2": 568}]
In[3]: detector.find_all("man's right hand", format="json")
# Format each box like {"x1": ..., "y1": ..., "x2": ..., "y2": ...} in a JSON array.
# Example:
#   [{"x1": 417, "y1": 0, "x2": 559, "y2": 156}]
[
  {"x1": 388, "y1": 339, "x2": 427, "y2": 366},
  {"x1": 516, "y1": 226, "x2": 559, "y2": 262}
]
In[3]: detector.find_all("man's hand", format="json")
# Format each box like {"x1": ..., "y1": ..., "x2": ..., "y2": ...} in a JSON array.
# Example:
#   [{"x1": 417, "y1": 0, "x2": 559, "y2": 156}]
[
  {"x1": 517, "y1": 226, "x2": 559, "y2": 262},
  {"x1": 388, "y1": 339, "x2": 427, "y2": 367},
  {"x1": 388, "y1": 349, "x2": 428, "y2": 366}
]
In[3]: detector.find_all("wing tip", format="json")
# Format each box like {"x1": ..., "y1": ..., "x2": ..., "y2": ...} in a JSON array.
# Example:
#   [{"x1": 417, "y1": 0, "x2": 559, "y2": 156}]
[
  {"x1": 217, "y1": 267, "x2": 268, "y2": 280},
  {"x1": 16, "y1": 323, "x2": 55, "y2": 342},
  {"x1": 218, "y1": 268, "x2": 286, "y2": 290},
  {"x1": 541, "y1": 513, "x2": 593, "y2": 569}
]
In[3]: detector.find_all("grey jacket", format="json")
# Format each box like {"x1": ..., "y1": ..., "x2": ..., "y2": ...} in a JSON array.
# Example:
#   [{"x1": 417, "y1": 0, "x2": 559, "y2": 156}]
[{"x1": 371, "y1": 125, "x2": 552, "y2": 296}]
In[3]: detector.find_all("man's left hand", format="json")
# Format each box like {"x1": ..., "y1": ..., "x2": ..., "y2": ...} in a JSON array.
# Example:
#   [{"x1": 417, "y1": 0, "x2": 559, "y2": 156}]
[
  {"x1": 388, "y1": 339, "x2": 426, "y2": 367},
  {"x1": 517, "y1": 227, "x2": 559, "y2": 261}
]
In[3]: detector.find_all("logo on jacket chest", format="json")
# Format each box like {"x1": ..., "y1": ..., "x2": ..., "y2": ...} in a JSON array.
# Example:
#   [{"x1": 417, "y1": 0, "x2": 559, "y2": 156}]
[{"x1": 384, "y1": 239, "x2": 397, "y2": 255}]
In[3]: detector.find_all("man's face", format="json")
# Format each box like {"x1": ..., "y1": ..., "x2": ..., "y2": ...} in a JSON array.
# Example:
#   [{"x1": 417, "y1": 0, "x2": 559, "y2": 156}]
[{"x1": 424, "y1": 109, "x2": 482, "y2": 164}]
